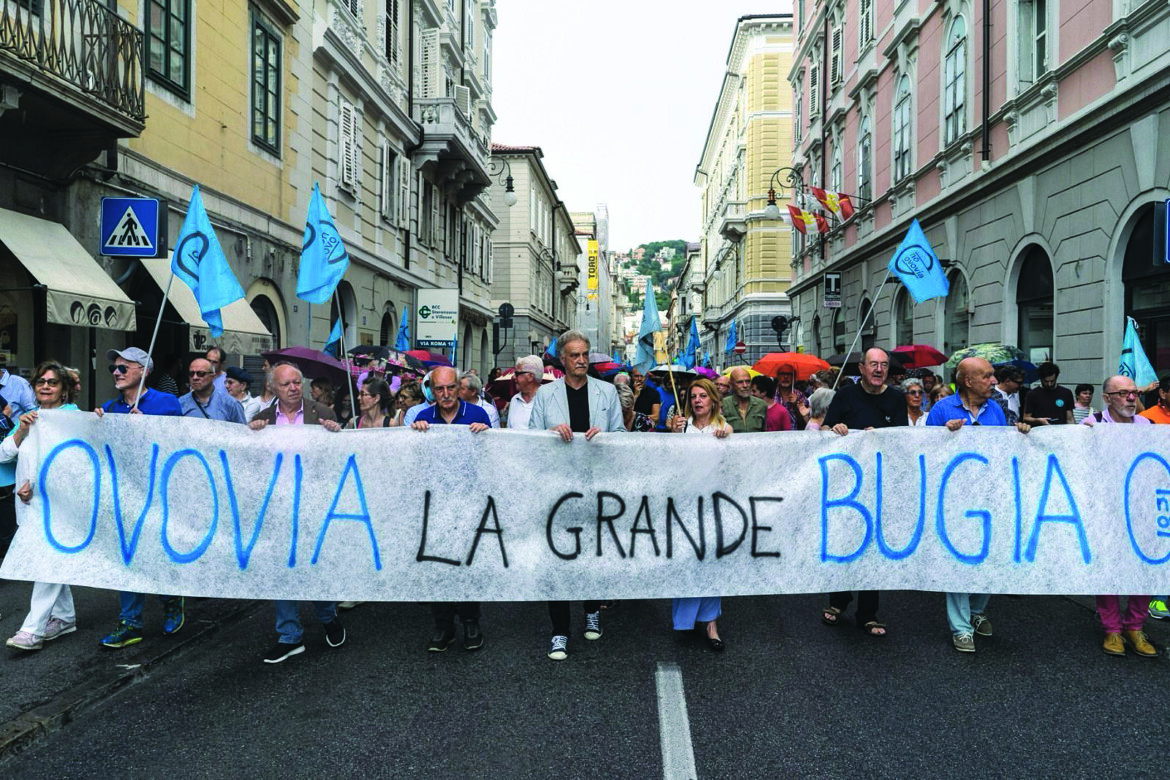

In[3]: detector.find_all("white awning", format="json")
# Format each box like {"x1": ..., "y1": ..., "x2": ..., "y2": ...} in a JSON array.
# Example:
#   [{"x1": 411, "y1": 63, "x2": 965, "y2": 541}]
[
  {"x1": 0, "y1": 207, "x2": 137, "y2": 331},
  {"x1": 140, "y1": 257, "x2": 275, "y2": 354}
]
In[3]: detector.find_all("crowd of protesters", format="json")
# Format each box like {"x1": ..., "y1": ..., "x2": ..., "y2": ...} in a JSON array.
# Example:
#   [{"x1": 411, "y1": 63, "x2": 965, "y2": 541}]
[{"x1": 0, "y1": 331, "x2": 1167, "y2": 664}]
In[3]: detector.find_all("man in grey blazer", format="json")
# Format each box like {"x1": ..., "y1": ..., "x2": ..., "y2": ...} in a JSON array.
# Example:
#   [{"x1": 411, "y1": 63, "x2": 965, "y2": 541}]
[{"x1": 529, "y1": 330, "x2": 625, "y2": 660}]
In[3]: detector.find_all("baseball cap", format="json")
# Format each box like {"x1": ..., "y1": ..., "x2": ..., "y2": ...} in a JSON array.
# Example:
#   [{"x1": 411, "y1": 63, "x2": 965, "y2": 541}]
[
  {"x1": 225, "y1": 366, "x2": 254, "y2": 385},
  {"x1": 105, "y1": 347, "x2": 153, "y2": 373}
]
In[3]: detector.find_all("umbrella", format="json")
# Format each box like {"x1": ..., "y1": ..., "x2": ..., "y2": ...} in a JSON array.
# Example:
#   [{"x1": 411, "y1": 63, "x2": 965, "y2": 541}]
[
  {"x1": 592, "y1": 361, "x2": 623, "y2": 374},
  {"x1": 827, "y1": 352, "x2": 905, "y2": 377},
  {"x1": 694, "y1": 367, "x2": 719, "y2": 379},
  {"x1": 349, "y1": 345, "x2": 390, "y2": 359},
  {"x1": 650, "y1": 365, "x2": 698, "y2": 379},
  {"x1": 589, "y1": 352, "x2": 613, "y2": 365},
  {"x1": 943, "y1": 344, "x2": 1027, "y2": 377},
  {"x1": 406, "y1": 349, "x2": 453, "y2": 369},
  {"x1": 992, "y1": 358, "x2": 1039, "y2": 384},
  {"x1": 262, "y1": 346, "x2": 349, "y2": 384},
  {"x1": 753, "y1": 352, "x2": 830, "y2": 380},
  {"x1": 720, "y1": 366, "x2": 761, "y2": 378},
  {"x1": 487, "y1": 367, "x2": 562, "y2": 401},
  {"x1": 891, "y1": 344, "x2": 948, "y2": 369}
]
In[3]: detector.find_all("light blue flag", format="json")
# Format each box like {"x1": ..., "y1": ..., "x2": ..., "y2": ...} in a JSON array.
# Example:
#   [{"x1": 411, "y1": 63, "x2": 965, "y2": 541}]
[
  {"x1": 547, "y1": 337, "x2": 558, "y2": 358},
  {"x1": 394, "y1": 307, "x2": 411, "y2": 352},
  {"x1": 324, "y1": 317, "x2": 343, "y2": 357},
  {"x1": 613, "y1": 350, "x2": 622, "y2": 364},
  {"x1": 1119, "y1": 316, "x2": 1158, "y2": 386},
  {"x1": 725, "y1": 319, "x2": 738, "y2": 354},
  {"x1": 297, "y1": 182, "x2": 350, "y2": 305},
  {"x1": 171, "y1": 185, "x2": 245, "y2": 338},
  {"x1": 887, "y1": 219, "x2": 950, "y2": 304},
  {"x1": 635, "y1": 281, "x2": 661, "y2": 372},
  {"x1": 682, "y1": 317, "x2": 700, "y2": 369}
]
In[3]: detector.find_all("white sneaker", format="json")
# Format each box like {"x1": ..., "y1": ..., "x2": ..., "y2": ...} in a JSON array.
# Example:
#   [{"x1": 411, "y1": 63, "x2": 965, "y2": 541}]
[
  {"x1": 6, "y1": 631, "x2": 43, "y2": 651},
  {"x1": 43, "y1": 618, "x2": 77, "y2": 641}
]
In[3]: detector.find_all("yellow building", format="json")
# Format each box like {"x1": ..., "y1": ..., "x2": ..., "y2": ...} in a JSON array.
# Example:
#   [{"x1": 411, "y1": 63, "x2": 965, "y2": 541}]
[{"x1": 694, "y1": 14, "x2": 794, "y2": 367}]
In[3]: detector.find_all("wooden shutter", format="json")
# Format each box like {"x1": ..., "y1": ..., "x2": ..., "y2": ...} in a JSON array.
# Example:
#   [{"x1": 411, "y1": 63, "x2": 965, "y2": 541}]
[
  {"x1": 380, "y1": 142, "x2": 394, "y2": 220},
  {"x1": 860, "y1": 0, "x2": 872, "y2": 47},
  {"x1": 339, "y1": 101, "x2": 358, "y2": 191},
  {"x1": 430, "y1": 183, "x2": 440, "y2": 247},
  {"x1": 386, "y1": 0, "x2": 400, "y2": 70},
  {"x1": 809, "y1": 65, "x2": 819, "y2": 115},
  {"x1": 454, "y1": 85, "x2": 471, "y2": 117},
  {"x1": 831, "y1": 25, "x2": 842, "y2": 84},
  {"x1": 419, "y1": 29, "x2": 440, "y2": 99},
  {"x1": 398, "y1": 157, "x2": 411, "y2": 226}
]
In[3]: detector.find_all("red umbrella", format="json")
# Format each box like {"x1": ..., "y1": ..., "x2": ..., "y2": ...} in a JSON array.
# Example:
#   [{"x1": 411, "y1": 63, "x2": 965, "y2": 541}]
[
  {"x1": 752, "y1": 352, "x2": 831, "y2": 380},
  {"x1": 892, "y1": 344, "x2": 948, "y2": 369},
  {"x1": 405, "y1": 349, "x2": 453, "y2": 368}
]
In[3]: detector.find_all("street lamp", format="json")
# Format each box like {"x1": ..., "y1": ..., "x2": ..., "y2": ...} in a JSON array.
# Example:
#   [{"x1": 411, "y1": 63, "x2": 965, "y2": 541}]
[
  {"x1": 763, "y1": 166, "x2": 807, "y2": 220},
  {"x1": 489, "y1": 157, "x2": 518, "y2": 207}
]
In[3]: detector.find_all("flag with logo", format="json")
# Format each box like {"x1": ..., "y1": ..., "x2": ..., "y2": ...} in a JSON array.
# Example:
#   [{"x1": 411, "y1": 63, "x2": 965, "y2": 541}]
[
  {"x1": 1119, "y1": 316, "x2": 1158, "y2": 386},
  {"x1": 635, "y1": 281, "x2": 661, "y2": 373},
  {"x1": 725, "y1": 319, "x2": 738, "y2": 354},
  {"x1": 887, "y1": 219, "x2": 950, "y2": 304},
  {"x1": 171, "y1": 185, "x2": 245, "y2": 337},
  {"x1": 809, "y1": 187, "x2": 856, "y2": 220},
  {"x1": 324, "y1": 317, "x2": 343, "y2": 357},
  {"x1": 394, "y1": 306, "x2": 411, "y2": 352},
  {"x1": 297, "y1": 182, "x2": 350, "y2": 304},
  {"x1": 682, "y1": 316, "x2": 700, "y2": 369},
  {"x1": 788, "y1": 205, "x2": 830, "y2": 235}
]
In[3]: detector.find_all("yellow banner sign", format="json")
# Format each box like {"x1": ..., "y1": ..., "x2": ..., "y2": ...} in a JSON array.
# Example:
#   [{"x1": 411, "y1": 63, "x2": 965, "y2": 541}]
[{"x1": 587, "y1": 240, "x2": 599, "y2": 291}]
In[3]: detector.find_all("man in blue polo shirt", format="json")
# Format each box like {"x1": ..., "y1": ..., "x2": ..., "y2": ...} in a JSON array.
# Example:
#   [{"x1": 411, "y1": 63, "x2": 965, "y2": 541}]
[
  {"x1": 94, "y1": 347, "x2": 184, "y2": 649},
  {"x1": 411, "y1": 366, "x2": 490, "y2": 653},
  {"x1": 927, "y1": 356, "x2": 1030, "y2": 654},
  {"x1": 179, "y1": 357, "x2": 246, "y2": 423}
]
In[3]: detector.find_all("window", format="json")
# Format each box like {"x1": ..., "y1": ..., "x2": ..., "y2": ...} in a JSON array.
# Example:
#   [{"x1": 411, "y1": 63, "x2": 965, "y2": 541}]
[
  {"x1": 830, "y1": 23, "x2": 843, "y2": 86},
  {"x1": 892, "y1": 75, "x2": 912, "y2": 183},
  {"x1": 251, "y1": 16, "x2": 280, "y2": 154},
  {"x1": 859, "y1": 298, "x2": 875, "y2": 351},
  {"x1": 809, "y1": 64, "x2": 820, "y2": 115},
  {"x1": 465, "y1": 0, "x2": 475, "y2": 52},
  {"x1": 895, "y1": 289, "x2": 913, "y2": 346},
  {"x1": 859, "y1": 0, "x2": 873, "y2": 49},
  {"x1": 482, "y1": 29, "x2": 491, "y2": 81},
  {"x1": 813, "y1": 314, "x2": 822, "y2": 355},
  {"x1": 793, "y1": 79, "x2": 803, "y2": 145},
  {"x1": 384, "y1": 0, "x2": 400, "y2": 70},
  {"x1": 419, "y1": 174, "x2": 434, "y2": 246},
  {"x1": 147, "y1": 0, "x2": 189, "y2": 96},
  {"x1": 1018, "y1": 0, "x2": 1049, "y2": 87},
  {"x1": 339, "y1": 100, "x2": 359, "y2": 192},
  {"x1": 379, "y1": 143, "x2": 397, "y2": 221},
  {"x1": 798, "y1": 0, "x2": 805, "y2": 29},
  {"x1": 943, "y1": 17, "x2": 967, "y2": 146},
  {"x1": 1015, "y1": 248, "x2": 1052, "y2": 362},
  {"x1": 830, "y1": 146, "x2": 842, "y2": 194},
  {"x1": 832, "y1": 308, "x2": 846, "y2": 353},
  {"x1": 857, "y1": 116, "x2": 872, "y2": 202}
]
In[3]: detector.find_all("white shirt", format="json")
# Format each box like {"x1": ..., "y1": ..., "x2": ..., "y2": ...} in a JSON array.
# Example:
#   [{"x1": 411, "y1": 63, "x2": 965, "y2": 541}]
[
  {"x1": 995, "y1": 387, "x2": 1020, "y2": 416},
  {"x1": 476, "y1": 397, "x2": 501, "y2": 428},
  {"x1": 235, "y1": 393, "x2": 264, "y2": 421},
  {"x1": 507, "y1": 392, "x2": 536, "y2": 430},
  {"x1": 908, "y1": 411, "x2": 928, "y2": 427}
]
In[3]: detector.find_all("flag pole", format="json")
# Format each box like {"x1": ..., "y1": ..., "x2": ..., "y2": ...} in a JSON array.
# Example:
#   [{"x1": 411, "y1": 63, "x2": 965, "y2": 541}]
[
  {"x1": 831, "y1": 268, "x2": 892, "y2": 391},
  {"x1": 134, "y1": 269, "x2": 174, "y2": 411},
  {"x1": 332, "y1": 288, "x2": 359, "y2": 425}
]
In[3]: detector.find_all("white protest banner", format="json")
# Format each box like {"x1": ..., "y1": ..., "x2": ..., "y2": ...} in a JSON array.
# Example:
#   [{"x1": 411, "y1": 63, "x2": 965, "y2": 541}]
[{"x1": 2, "y1": 411, "x2": 1169, "y2": 601}]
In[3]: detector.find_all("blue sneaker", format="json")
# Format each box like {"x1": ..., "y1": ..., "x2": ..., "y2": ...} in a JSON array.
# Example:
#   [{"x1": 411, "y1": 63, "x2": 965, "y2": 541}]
[
  {"x1": 162, "y1": 597, "x2": 185, "y2": 635},
  {"x1": 101, "y1": 621, "x2": 142, "y2": 649}
]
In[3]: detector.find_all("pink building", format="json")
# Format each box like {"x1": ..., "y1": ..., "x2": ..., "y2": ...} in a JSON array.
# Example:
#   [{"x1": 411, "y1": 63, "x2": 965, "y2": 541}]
[{"x1": 786, "y1": 0, "x2": 1170, "y2": 384}]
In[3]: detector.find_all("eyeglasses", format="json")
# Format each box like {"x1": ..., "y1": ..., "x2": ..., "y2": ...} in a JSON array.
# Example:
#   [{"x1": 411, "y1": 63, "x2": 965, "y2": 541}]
[
  {"x1": 514, "y1": 370, "x2": 533, "y2": 377},
  {"x1": 108, "y1": 364, "x2": 131, "y2": 375},
  {"x1": 35, "y1": 377, "x2": 61, "y2": 387},
  {"x1": 865, "y1": 362, "x2": 890, "y2": 369},
  {"x1": 906, "y1": 389, "x2": 923, "y2": 396},
  {"x1": 1105, "y1": 390, "x2": 1140, "y2": 398},
  {"x1": 189, "y1": 370, "x2": 211, "y2": 378}
]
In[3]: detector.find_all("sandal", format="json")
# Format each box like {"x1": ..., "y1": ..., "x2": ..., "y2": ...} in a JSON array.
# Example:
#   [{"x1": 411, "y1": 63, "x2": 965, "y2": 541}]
[
  {"x1": 821, "y1": 607, "x2": 843, "y2": 626},
  {"x1": 860, "y1": 621, "x2": 888, "y2": 637}
]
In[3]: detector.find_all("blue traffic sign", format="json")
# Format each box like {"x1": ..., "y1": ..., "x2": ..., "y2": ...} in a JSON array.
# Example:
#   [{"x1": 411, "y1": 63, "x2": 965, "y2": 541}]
[{"x1": 100, "y1": 197, "x2": 164, "y2": 257}]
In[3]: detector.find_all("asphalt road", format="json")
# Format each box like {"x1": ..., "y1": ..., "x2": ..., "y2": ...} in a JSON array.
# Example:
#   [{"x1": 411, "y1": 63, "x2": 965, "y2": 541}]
[{"x1": 2, "y1": 591, "x2": 1169, "y2": 779}]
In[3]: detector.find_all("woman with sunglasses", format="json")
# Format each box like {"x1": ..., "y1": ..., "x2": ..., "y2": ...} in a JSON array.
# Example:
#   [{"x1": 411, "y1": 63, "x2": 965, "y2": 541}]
[
  {"x1": 4, "y1": 362, "x2": 81, "y2": 651},
  {"x1": 902, "y1": 377, "x2": 928, "y2": 426}
]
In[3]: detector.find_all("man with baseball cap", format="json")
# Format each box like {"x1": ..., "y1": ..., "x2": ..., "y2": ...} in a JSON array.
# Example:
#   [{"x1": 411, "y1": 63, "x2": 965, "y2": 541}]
[
  {"x1": 95, "y1": 346, "x2": 184, "y2": 648},
  {"x1": 224, "y1": 366, "x2": 263, "y2": 421}
]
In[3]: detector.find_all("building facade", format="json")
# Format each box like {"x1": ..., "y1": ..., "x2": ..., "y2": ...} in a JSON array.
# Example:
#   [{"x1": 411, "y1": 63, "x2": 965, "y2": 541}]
[
  {"x1": 0, "y1": 0, "x2": 501, "y2": 409},
  {"x1": 786, "y1": 0, "x2": 1170, "y2": 382},
  {"x1": 695, "y1": 14, "x2": 796, "y2": 368},
  {"x1": 487, "y1": 144, "x2": 580, "y2": 367},
  {"x1": 571, "y1": 205, "x2": 623, "y2": 357}
]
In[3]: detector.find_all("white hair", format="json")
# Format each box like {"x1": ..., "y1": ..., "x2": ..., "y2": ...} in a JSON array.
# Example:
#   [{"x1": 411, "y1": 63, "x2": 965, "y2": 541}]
[{"x1": 515, "y1": 355, "x2": 544, "y2": 376}]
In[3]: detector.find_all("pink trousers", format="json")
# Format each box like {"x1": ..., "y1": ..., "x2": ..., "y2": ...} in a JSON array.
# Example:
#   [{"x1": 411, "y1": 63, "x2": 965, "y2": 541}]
[{"x1": 1095, "y1": 595, "x2": 1149, "y2": 633}]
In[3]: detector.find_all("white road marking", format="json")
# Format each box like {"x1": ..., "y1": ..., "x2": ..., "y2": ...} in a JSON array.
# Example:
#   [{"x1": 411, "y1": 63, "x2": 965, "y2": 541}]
[{"x1": 656, "y1": 661, "x2": 698, "y2": 780}]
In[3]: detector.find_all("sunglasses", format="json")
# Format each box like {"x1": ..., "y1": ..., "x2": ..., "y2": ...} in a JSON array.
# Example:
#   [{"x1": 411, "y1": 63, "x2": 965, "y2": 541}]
[
  {"x1": 35, "y1": 377, "x2": 62, "y2": 387},
  {"x1": 189, "y1": 370, "x2": 211, "y2": 378},
  {"x1": 108, "y1": 364, "x2": 131, "y2": 374}
]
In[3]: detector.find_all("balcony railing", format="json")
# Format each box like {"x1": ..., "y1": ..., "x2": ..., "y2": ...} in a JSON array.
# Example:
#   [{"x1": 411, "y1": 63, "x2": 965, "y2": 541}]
[
  {"x1": 719, "y1": 200, "x2": 748, "y2": 243},
  {"x1": 1, "y1": 0, "x2": 146, "y2": 124}
]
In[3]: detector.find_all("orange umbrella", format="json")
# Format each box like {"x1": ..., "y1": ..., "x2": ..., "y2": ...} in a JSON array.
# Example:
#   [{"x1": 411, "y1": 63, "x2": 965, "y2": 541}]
[{"x1": 752, "y1": 352, "x2": 831, "y2": 380}]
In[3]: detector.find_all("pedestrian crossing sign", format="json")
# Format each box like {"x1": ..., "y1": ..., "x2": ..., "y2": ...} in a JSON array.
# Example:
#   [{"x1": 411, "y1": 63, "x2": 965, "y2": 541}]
[{"x1": 100, "y1": 197, "x2": 165, "y2": 257}]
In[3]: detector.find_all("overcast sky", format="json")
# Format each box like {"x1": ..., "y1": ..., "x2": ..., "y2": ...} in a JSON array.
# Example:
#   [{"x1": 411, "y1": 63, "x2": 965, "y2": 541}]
[{"x1": 492, "y1": 1, "x2": 791, "y2": 253}]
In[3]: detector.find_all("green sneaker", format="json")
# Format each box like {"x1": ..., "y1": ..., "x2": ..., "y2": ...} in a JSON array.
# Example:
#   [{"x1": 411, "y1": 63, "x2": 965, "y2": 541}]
[
  {"x1": 101, "y1": 621, "x2": 142, "y2": 649},
  {"x1": 1149, "y1": 599, "x2": 1170, "y2": 620}
]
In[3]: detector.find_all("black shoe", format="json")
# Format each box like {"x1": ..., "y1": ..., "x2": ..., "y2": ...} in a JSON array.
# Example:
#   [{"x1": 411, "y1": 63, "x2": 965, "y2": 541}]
[
  {"x1": 427, "y1": 627, "x2": 456, "y2": 653},
  {"x1": 463, "y1": 621, "x2": 484, "y2": 651},
  {"x1": 323, "y1": 618, "x2": 346, "y2": 648},
  {"x1": 262, "y1": 642, "x2": 305, "y2": 664}
]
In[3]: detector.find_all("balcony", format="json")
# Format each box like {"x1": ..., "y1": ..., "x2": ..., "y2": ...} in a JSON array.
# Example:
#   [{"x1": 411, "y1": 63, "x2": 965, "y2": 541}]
[
  {"x1": 718, "y1": 201, "x2": 748, "y2": 243},
  {"x1": 558, "y1": 265, "x2": 579, "y2": 292},
  {"x1": 414, "y1": 96, "x2": 490, "y2": 204},
  {"x1": 0, "y1": 0, "x2": 145, "y2": 177}
]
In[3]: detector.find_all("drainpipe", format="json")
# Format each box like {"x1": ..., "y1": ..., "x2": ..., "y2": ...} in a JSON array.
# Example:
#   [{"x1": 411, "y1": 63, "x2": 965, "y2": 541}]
[
  {"x1": 980, "y1": 0, "x2": 991, "y2": 161},
  {"x1": 819, "y1": 11, "x2": 829, "y2": 263}
]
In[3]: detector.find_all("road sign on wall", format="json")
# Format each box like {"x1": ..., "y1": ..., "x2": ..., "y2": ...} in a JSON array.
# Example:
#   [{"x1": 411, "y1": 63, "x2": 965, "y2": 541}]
[{"x1": 100, "y1": 197, "x2": 165, "y2": 257}]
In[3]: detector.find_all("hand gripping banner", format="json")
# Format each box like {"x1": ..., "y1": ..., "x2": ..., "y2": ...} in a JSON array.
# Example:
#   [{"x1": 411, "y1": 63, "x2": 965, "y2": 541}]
[{"x1": 2, "y1": 411, "x2": 1168, "y2": 601}]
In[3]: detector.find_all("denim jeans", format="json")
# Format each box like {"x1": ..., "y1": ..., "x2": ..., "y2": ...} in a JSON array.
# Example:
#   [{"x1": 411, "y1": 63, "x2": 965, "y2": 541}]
[
  {"x1": 274, "y1": 600, "x2": 337, "y2": 644},
  {"x1": 946, "y1": 592, "x2": 991, "y2": 635},
  {"x1": 119, "y1": 592, "x2": 180, "y2": 628}
]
